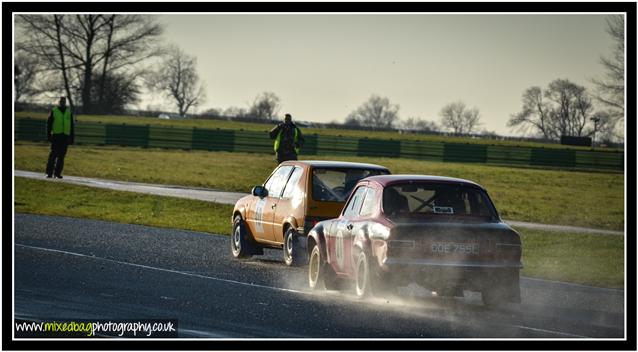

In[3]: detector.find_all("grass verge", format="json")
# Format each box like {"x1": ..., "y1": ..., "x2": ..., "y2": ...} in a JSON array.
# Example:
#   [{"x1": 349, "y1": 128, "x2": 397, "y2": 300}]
[
  {"x1": 518, "y1": 229, "x2": 624, "y2": 289},
  {"x1": 14, "y1": 177, "x2": 624, "y2": 289},
  {"x1": 15, "y1": 142, "x2": 624, "y2": 230},
  {"x1": 14, "y1": 177, "x2": 234, "y2": 235}
]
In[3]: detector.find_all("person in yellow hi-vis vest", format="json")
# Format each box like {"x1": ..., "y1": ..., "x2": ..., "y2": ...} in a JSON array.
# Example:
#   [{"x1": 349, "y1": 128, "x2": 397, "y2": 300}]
[
  {"x1": 45, "y1": 97, "x2": 75, "y2": 178},
  {"x1": 269, "y1": 113, "x2": 305, "y2": 164}
]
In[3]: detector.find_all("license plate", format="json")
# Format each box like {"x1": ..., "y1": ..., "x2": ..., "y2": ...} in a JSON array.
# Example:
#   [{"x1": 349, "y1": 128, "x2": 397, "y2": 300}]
[{"x1": 431, "y1": 242, "x2": 479, "y2": 255}]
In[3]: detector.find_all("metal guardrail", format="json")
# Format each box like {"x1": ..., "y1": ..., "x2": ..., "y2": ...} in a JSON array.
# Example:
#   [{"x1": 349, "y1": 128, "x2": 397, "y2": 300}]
[{"x1": 15, "y1": 118, "x2": 623, "y2": 172}]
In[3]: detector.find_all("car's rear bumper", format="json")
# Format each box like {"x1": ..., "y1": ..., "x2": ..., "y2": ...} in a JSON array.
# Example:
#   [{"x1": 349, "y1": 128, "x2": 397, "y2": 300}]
[
  {"x1": 383, "y1": 258, "x2": 522, "y2": 269},
  {"x1": 379, "y1": 257, "x2": 521, "y2": 293}
]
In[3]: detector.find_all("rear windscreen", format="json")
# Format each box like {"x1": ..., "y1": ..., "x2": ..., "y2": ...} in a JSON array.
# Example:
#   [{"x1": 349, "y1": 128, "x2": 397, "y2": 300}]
[
  {"x1": 312, "y1": 168, "x2": 388, "y2": 202},
  {"x1": 382, "y1": 183, "x2": 497, "y2": 219}
]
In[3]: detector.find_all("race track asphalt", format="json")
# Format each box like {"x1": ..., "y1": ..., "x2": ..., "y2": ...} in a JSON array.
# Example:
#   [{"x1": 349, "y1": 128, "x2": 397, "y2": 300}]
[{"x1": 13, "y1": 213, "x2": 625, "y2": 340}]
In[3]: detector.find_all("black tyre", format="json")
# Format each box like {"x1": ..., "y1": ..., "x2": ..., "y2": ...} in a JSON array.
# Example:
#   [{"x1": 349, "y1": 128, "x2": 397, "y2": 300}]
[
  {"x1": 231, "y1": 216, "x2": 252, "y2": 259},
  {"x1": 308, "y1": 245, "x2": 324, "y2": 290},
  {"x1": 355, "y1": 251, "x2": 372, "y2": 298},
  {"x1": 283, "y1": 227, "x2": 305, "y2": 266}
]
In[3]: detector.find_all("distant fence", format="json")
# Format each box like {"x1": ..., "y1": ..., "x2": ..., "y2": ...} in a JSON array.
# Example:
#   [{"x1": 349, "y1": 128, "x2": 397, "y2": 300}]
[{"x1": 15, "y1": 118, "x2": 624, "y2": 172}]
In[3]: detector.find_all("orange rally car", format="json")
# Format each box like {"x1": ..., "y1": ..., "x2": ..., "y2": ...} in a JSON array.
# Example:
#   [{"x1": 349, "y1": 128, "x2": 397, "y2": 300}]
[{"x1": 231, "y1": 160, "x2": 390, "y2": 266}]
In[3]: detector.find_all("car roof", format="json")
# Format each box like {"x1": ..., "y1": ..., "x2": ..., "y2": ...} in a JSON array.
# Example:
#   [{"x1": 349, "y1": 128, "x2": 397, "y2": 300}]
[
  {"x1": 363, "y1": 174, "x2": 486, "y2": 190},
  {"x1": 281, "y1": 160, "x2": 389, "y2": 170}
]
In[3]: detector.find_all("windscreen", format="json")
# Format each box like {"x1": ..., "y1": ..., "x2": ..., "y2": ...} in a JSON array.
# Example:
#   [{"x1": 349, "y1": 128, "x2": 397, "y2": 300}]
[
  {"x1": 382, "y1": 183, "x2": 497, "y2": 220},
  {"x1": 312, "y1": 168, "x2": 388, "y2": 202}
]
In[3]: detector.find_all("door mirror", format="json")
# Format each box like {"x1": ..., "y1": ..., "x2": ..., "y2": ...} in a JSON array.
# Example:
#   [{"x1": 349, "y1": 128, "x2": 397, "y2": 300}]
[{"x1": 252, "y1": 186, "x2": 268, "y2": 198}]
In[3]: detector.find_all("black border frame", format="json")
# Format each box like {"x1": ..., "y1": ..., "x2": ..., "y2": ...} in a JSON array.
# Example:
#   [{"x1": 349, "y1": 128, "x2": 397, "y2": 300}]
[{"x1": 3, "y1": 2, "x2": 636, "y2": 351}]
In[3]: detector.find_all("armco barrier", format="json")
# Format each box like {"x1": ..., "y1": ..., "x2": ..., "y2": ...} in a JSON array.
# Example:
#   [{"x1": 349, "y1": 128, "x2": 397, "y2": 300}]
[
  {"x1": 75, "y1": 123, "x2": 106, "y2": 145},
  {"x1": 15, "y1": 118, "x2": 47, "y2": 141},
  {"x1": 399, "y1": 140, "x2": 444, "y2": 161},
  {"x1": 486, "y1": 145, "x2": 532, "y2": 166},
  {"x1": 192, "y1": 128, "x2": 234, "y2": 152},
  {"x1": 14, "y1": 118, "x2": 623, "y2": 172},
  {"x1": 148, "y1": 125, "x2": 192, "y2": 149},
  {"x1": 105, "y1": 124, "x2": 149, "y2": 148},
  {"x1": 358, "y1": 138, "x2": 401, "y2": 158},
  {"x1": 444, "y1": 143, "x2": 488, "y2": 163}
]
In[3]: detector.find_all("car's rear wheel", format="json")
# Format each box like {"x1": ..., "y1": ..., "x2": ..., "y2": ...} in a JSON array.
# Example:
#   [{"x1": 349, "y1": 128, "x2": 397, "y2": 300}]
[
  {"x1": 355, "y1": 251, "x2": 372, "y2": 298},
  {"x1": 283, "y1": 227, "x2": 304, "y2": 266},
  {"x1": 308, "y1": 245, "x2": 324, "y2": 289},
  {"x1": 231, "y1": 216, "x2": 252, "y2": 259}
]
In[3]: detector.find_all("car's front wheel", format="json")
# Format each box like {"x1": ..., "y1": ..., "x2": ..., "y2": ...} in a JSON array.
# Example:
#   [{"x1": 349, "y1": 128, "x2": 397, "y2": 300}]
[
  {"x1": 283, "y1": 227, "x2": 305, "y2": 266},
  {"x1": 231, "y1": 216, "x2": 252, "y2": 259}
]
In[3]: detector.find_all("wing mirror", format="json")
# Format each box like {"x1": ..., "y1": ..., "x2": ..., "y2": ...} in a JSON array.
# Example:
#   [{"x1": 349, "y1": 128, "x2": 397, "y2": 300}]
[{"x1": 252, "y1": 186, "x2": 268, "y2": 198}]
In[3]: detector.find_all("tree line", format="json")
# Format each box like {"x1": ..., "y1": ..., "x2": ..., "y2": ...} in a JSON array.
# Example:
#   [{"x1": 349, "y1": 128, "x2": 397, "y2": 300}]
[
  {"x1": 14, "y1": 15, "x2": 207, "y2": 118},
  {"x1": 15, "y1": 15, "x2": 624, "y2": 143}
]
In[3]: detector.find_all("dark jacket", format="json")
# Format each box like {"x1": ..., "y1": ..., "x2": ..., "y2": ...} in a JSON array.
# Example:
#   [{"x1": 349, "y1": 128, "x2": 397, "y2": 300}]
[{"x1": 269, "y1": 122, "x2": 304, "y2": 154}]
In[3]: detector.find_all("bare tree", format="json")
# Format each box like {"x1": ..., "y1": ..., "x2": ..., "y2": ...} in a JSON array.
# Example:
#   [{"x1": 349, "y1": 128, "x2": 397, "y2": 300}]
[
  {"x1": 249, "y1": 92, "x2": 281, "y2": 119},
  {"x1": 346, "y1": 95, "x2": 399, "y2": 129},
  {"x1": 148, "y1": 45, "x2": 206, "y2": 117},
  {"x1": 439, "y1": 101, "x2": 481, "y2": 135},
  {"x1": 509, "y1": 79, "x2": 597, "y2": 139},
  {"x1": 590, "y1": 110, "x2": 619, "y2": 143},
  {"x1": 16, "y1": 14, "x2": 163, "y2": 113},
  {"x1": 592, "y1": 15, "x2": 624, "y2": 115},
  {"x1": 84, "y1": 71, "x2": 140, "y2": 114},
  {"x1": 201, "y1": 107, "x2": 223, "y2": 117},
  {"x1": 401, "y1": 117, "x2": 438, "y2": 132},
  {"x1": 93, "y1": 15, "x2": 163, "y2": 113},
  {"x1": 590, "y1": 15, "x2": 624, "y2": 142},
  {"x1": 546, "y1": 79, "x2": 593, "y2": 137},
  {"x1": 508, "y1": 86, "x2": 553, "y2": 139},
  {"x1": 224, "y1": 106, "x2": 249, "y2": 118},
  {"x1": 16, "y1": 15, "x2": 76, "y2": 108},
  {"x1": 14, "y1": 53, "x2": 39, "y2": 103}
]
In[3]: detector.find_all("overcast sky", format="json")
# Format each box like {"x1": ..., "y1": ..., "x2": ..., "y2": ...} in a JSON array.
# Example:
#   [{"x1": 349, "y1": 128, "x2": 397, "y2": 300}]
[{"x1": 145, "y1": 13, "x2": 616, "y2": 136}]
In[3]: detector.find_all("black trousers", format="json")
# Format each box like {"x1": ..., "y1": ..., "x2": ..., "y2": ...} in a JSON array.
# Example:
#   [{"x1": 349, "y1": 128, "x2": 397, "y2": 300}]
[
  {"x1": 276, "y1": 150, "x2": 298, "y2": 164},
  {"x1": 46, "y1": 134, "x2": 70, "y2": 177}
]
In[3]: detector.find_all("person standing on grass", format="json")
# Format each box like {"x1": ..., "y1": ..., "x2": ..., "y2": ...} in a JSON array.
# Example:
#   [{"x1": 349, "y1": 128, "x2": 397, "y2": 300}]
[
  {"x1": 269, "y1": 113, "x2": 304, "y2": 164},
  {"x1": 45, "y1": 96, "x2": 74, "y2": 179}
]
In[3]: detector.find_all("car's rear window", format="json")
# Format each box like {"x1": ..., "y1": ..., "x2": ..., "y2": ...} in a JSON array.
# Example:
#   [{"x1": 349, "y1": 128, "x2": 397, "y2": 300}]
[
  {"x1": 312, "y1": 168, "x2": 388, "y2": 202},
  {"x1": 382, "y1": 183, "x2": 497, "y2": 220}
]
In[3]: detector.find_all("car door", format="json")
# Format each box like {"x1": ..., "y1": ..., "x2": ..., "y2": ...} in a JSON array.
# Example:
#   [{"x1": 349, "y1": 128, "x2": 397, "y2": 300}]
[
  {"x1": 328, "y1": 185, "x2": 367, "y2": 275},
  {"x1": 272, "y1": 166, "x2": 305, "y2": 243},
  {"x1": 348, "y1": 186, "x2": 379, "y2": 271},
  {"x1": 249, "y1": 165, "x2": 293, "y2": 243}
]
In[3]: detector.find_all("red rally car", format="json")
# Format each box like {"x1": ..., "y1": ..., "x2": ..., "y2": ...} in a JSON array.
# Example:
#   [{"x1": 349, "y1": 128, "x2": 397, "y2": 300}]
[{"x1": 306, "y1": 174, "x2": 522, "y2": 306}]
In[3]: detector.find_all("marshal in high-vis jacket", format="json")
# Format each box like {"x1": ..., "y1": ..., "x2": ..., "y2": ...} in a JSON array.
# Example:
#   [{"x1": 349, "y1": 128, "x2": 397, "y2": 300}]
[
  {"x1": 269, "y1": 122, "x2": 304, "y2": 163},
  {"x1": 45, "y1": 101, "x2": 75, "y2": 178}
]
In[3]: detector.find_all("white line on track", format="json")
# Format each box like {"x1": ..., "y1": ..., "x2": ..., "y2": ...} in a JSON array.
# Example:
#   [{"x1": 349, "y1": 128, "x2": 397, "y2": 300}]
[
  {"x1": 15, "y1": 243, "x2": 589, "y2": 339},
  {"x1": 15, "y1": 243, "x2": 309, "y2": 295},
  {"x1": 511, "y1": 325, "x2": 586, "y2": 338}
]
